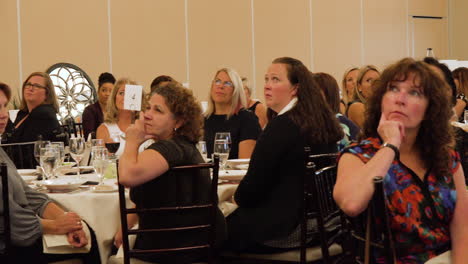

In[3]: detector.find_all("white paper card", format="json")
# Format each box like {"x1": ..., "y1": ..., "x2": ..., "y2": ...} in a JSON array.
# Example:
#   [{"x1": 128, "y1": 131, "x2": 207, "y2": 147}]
[{"x1": 124, "y1": 84, "x2": 143, "y2": 111}]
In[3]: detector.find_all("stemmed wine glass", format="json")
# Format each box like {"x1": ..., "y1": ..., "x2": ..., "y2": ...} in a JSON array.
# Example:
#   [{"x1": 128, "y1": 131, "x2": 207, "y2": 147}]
[
  {"x1": 105, "y1": 132, "x2": 121, "y2": 158},
  {"x1": 40, "y1": 147, "x2": 59, "y2": 180},
  {"x1": 213, "y1": 139, "x2": 230, "y2": 171},
  {"x1": 69, "y1": 137, "x2": 86, "y2": 178},
  {"x1": 214, "y1": 132, "x2": 232, "y2": 149},
  {"x1": 34, "y1": 140, "x2": 51, "y2": 166},
  {"x1": 92, "y1": 147, "x2": 109, "y2": 185}
]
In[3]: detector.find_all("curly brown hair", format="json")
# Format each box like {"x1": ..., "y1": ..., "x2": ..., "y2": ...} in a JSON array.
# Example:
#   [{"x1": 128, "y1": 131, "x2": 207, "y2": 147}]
[
  {"x1": 151, "y1": 82, "x2": 203, "y2": 144},
  {"x1": 363, "y1": 57, "x2": 454, "y2": 178}
]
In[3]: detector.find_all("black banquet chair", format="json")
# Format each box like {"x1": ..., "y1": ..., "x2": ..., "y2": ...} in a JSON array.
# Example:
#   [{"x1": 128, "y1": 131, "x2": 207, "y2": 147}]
[
  {"x1": 221, "y1": 150, "x2": 345, "y2": 264},
  {"x1": 110, "y1": 155, "x2": 221, "y2": 264},
  {"x1": 0, "y1": 141, "x2": 36, "y2": 169},
  {"x1": 0, "y1": 163, "x2": 11, "y2": 263}
]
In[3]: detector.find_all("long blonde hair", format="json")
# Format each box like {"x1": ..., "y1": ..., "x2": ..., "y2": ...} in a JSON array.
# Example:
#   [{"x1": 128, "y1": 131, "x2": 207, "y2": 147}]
[
  {"x1": 354, "y1": 65, "x2": 380, "y2": 103},
  {"x1": 341, "y1": 67, "x2": 358, "y2": 105},
  {"x1": 104, "y1": 78, "x2": 138, "y2": 123},
  {"x1": 205, "y1": 68, "x2": 247, "y2": 119}
]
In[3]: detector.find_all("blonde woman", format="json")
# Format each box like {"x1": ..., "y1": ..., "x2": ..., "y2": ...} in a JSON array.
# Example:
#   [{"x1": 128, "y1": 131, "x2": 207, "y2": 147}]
[
  {"x1": 204, "y1": 68, "x2": 261, "y2": 159},
  {"x1": 340, "y1": 67, "x2": 359, "y2": 114},
  {"x1": 347, "y1": 65, "x2": 380, "y2": 128},
  {"x1": 96, "y1": 78, "x2": 149, "y2": 157},
  {"x1": 242, "y1": 77, "x2": 268, "y2": 128}
]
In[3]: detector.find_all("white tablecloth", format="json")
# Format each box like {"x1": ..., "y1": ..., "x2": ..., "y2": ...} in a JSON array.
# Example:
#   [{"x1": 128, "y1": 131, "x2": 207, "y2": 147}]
[
  {"x1": 47, "y1": 173, "x2": 242, "y2": 263},
  {"x1": 47, "y1": 174, "x2": 131, "y2": 264}
]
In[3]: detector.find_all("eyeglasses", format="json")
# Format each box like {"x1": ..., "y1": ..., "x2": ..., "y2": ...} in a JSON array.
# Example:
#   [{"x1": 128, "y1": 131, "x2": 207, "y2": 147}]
[
  {"x1": 25, "y1": 82, "x2": 46, "y2": 90},
  {"x1": 213, "y1": 79, "x2": 234, "y2": 88}
]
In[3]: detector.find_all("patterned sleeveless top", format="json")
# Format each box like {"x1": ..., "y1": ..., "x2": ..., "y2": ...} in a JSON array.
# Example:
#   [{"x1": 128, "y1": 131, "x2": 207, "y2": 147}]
[{"x1": 342, "y1": 137, "x2": 458, "y2": 263}]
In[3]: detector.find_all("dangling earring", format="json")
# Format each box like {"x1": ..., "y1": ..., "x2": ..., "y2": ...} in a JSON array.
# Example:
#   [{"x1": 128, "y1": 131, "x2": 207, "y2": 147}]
[{"x1": 174, "y1": 127, "x2": 177, "y2": 132}]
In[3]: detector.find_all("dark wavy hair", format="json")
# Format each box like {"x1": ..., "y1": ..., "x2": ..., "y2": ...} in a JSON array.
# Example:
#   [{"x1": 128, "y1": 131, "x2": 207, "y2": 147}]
[
  {"x1": 0, "y1": 82, "x2": 12, "y2": 101},
  {"x1": 150, "y1": 75, "x2": 175, "y2": 92},
  {"x1": 151, "y1": 82, "x2": 203, "y2": 144},
  {"x1": 423, "y1": 57, "x2": 457, "y2": 106},
  {"x1": 269, "y1": 57, "x2": 343, "y2": 144},
  {"x1": 312, "y1": 72, "x2": 341, "y2": 113},
  {"x1": 363, "y1": 57, "x2": 454, "y2": 178}
]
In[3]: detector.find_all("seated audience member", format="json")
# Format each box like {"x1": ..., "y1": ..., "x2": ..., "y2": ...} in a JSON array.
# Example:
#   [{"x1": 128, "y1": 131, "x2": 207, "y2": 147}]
[
  {"x1": 150, "y1": 75, "x2": 175, "y2": 93},
  {"x1": 82, "y1": 72, "x2": 115, "y2": 139},
  {"x1": 347, "y1": 65, "x2": 380, "y2": 128},
  {"x1": 96, "y1": 78, "x2": 148, "y2": 157},
  {"x1": 312, "y1": 72, "x2": 360, "y2": 150},
  {"x1": 453, "y1": 67, "x2": 468, "y2": 120},
  {"x1": 117, "y1": 82, "x2": 226, "y2": 263},
  {"x1": 423, "y1": 57, "x2": 459, "y2": 120},
  {"x1": 340, "y1": 67, "x2": 359, "y2": 115},
  {"x1": 334, "y1": 58, "x2": 468, "y2": 263},
  {"x1": 204, "y1": 68, "x2": 261, "y2": 159},
  {"x1": 0, "y1": 82, "x2": 100, "y2": 263},
  {"x1": 224, "y1": 57, "x2": 343, "y2": 252},
  {"x1": 9, "y1": 72, "x2": 60, "y2": 143},
  {"x1": 242, "y1": 77, "x2": 268, "y2": 128}
]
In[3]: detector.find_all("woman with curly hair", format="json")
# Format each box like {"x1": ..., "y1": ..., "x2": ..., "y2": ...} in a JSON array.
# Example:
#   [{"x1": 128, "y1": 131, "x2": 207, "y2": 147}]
[
  {"x1": 116, "y1": 82, "x2": 226, "y2": 263},
  {"x1": 334, "y1": 58, "x2": 468, "y2": 263}
]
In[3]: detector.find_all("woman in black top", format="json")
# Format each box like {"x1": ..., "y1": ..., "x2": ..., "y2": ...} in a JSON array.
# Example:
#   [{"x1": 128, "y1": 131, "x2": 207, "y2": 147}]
[
  {"x1": 9, "y1": 72, "x2": 60, "y2": 143},
  {"x1": 82, "y1": 72, "x2": 115, "y2": 139},
  {"x1": 118, "y1": 82, "x2": 226, "y2": 263},
  {"x1": 224, "y1": 57, "x2": 343, "y2": 252},
  {"x1": 204, "y1": 68, "x2": 261, "y2": 159}
]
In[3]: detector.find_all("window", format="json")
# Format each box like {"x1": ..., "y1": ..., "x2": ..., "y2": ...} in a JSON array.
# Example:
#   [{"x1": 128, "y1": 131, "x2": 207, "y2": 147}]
[{"x1": 46, "y1": 63, "x2": 96, "y2": 123}]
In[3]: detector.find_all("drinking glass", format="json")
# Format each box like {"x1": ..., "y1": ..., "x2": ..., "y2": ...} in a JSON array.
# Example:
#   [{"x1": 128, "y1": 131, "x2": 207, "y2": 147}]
[
  {"x1": 69, "y1": 137, "x2": 86, "y2": 178},
  {"x1": 197, "y1": 141, "x2": 208, "y2": 162},
  {"x1": 214, "y1": 132, "x2": 232, "y2": 150},
  {"x1": 93, "y1": 147, "x2": 109, "y2": 185},
  {"x1": 51, "y1": 142, "x2": 65, "y2": 165},
  {"x1": 464, "y1": 110, "x2": 468, "y2": 124},
  {"x1": 91, "y1": 139, "x2": 105, "y2": 147},
  {"x1": 213, "y1": 139, "x2": 230, "y2": 170},
  {"x1": 40, "y1": 147, "x2": 58, "y2": 180},
  {"x1": 34, "y1": 140, "x2": 51, "y2": 166},
  {"x1": 105, "y1": 133, "x2": 121, "y2": 158}
]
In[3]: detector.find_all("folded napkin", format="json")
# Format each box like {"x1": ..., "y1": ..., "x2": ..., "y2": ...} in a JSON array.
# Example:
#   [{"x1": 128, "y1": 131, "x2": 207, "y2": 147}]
[
  {"x1": 43, "y1": 221, "x2": 91, "y2": 254},
  {"x1": 424, "y1": 250, "x2": 451, "y2": 264}
]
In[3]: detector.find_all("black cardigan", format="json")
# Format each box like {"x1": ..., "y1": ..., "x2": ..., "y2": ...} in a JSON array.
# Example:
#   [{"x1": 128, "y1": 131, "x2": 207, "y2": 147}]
[
  {"x1": 10, "y1": 104, "x2": 60, "y2": 143},
  {"x1": 225, "y1": 113, "x2": 337, "y2": 250}
]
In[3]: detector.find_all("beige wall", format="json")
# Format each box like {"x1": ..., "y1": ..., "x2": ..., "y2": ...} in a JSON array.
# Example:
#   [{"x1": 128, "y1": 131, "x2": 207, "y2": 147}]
[{"x1": 1, "y1": 0, "x2": 463, "y2": 107}]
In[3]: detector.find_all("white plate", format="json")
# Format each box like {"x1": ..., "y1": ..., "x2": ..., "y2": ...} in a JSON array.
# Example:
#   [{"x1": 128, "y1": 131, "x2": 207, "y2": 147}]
[
  {"x1": 91, "y1": 185, "x2": 118, "y2": 193},
  {"x1": 21, "y1": 175, "x2": 37, "y2": 183},
  {"x1": 42, "y1": 179, "x2": 87, "y2": 192},
  {"x1": 234, "y1": 164, "x2": 249, "y2": 170},
  {"x1": 18, "y1": 169, "x2": 38, "y2": 176},
  {"x1": 218, "y1": 170, "x2": 247, "y2": 181}
]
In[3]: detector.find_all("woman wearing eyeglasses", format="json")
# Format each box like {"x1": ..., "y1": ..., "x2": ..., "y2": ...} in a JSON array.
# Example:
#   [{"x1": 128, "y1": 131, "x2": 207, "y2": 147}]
[
  {"x1": 9, "y1": 72, "x2": 60, "y2": 143},
  {"x1": 204, "y1": 68, "x2": 261, "y2": 159}
]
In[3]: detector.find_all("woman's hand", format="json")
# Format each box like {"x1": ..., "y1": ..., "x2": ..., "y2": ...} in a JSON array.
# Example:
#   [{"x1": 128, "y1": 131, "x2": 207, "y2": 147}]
[
  {"x1": 114, "y1": 228, "x2": 123, "y2": 248},
  {"x1": 53, "y1": 212, "x2": 83, "y2": 234},
  {"x1": 67, "y1": 229, "x2": 88, "y2": 248},
  {"x1": 377, "y1": 113, "x2": 404, "y2": 148},
  {"x1": 125, "y1": 112, "x2": 155, "y2": 145}
]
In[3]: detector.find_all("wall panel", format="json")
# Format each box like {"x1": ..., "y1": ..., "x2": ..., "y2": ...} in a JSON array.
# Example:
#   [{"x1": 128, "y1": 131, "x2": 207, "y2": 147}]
[
  {"x1": 363, "y1": 0, "x2": 408, "y2": 70},
  {"x1": 188, "y1": 0, "x2": 252, "y2": 100},
  {"x1": 20, "y1": 0, "x2": 109, "y2": 89},
  {"x1": 112, "y1": 0, "x2": 186, "y2": 91},
  {"x1": 409, "y1": 0, "x2": 447, "y2": 17},
  {"x1": 0, "y1": 0, "x2": 20, "y2": 93},
  {"x1": 312, "y1": 0, "x2": 361, "y2": 83}
]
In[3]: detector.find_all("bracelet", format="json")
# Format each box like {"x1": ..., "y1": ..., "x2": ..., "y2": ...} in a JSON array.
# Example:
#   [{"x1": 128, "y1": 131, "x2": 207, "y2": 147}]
[{"x1": 382, "y1": 142, "x2": 400, "y2": 160}]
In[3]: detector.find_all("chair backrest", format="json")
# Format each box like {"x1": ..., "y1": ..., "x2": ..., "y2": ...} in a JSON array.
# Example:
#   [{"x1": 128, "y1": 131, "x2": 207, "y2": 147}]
[
  {"x1": 0, "y1": 163, "x2": 11, "y2": 260},
  {"x1": 0, "y1": 141, "x2": 36, "y2": 169},
  {"x1": 301, "y1": 148, "x2": 341, "y2": 264},
  {"x1": 347, "y1": 176, "x2": 396, "y2": 264},
  {"x1": 117, "y1": 155, "x2": 220, "y2": 264}
]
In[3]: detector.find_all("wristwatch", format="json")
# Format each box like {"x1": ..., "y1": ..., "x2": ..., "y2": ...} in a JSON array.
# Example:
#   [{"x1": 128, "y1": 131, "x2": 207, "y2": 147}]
[{"x1": 382, "y1": 142, "x2": 400, "y2": 160}]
